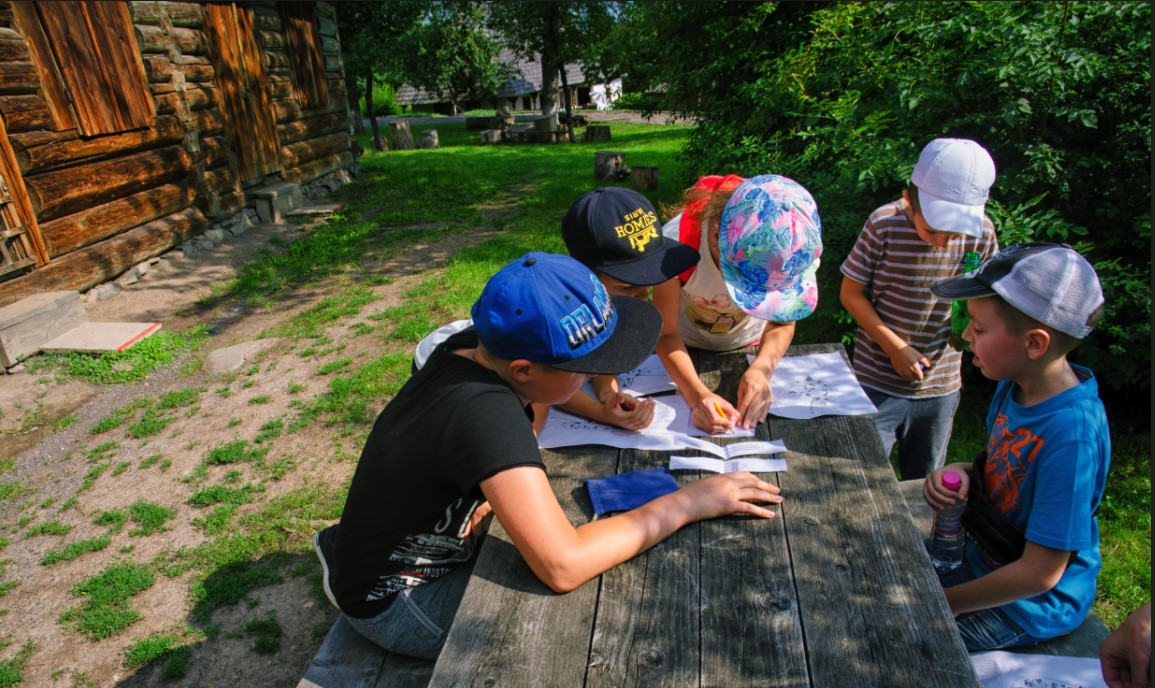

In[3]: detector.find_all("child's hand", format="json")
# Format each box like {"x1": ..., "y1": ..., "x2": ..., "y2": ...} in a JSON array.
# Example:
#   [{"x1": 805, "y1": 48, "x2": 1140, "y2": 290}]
[
  {"x1": 923, "y1": 465, "x2": 971, "y2": 511},
  {"x1": 598, "y1": 391, "x2": 655, "y2": 431},
  {"x1": 890, "y1": 345, "x2": 930, "y2": 382},
  {"x1": 689, "y1": 393, "x2": 737, "y2": 434},
  {"x1": 1100, "y1": 601, "x2": 1151, "y2": 688},
  {"x1": 736, "y1": 365, "x2": 772, "y2": 429},
  {"x1": 680, "y1": 472, "x2": 782, "y2": 520}
]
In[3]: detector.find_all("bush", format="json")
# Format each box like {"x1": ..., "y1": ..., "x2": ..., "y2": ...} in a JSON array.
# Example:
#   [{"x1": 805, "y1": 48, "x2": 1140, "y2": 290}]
[
  {"x1": 612, "y1": 92, "x2": 655, "y2": 111},
  {"x1": 358, "y1": 81, "x2": 401, "y2": 117}
]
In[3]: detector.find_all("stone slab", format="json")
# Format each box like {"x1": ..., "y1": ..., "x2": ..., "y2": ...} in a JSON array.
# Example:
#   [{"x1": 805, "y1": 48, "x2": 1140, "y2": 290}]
[
  {"x1": 201, "y1": 338, "x2": 281, "y2": 373},
  {"x1": 0, "y1": 291, "x2": 87, "y2": 367},
  {"x1": 40, "y1": 322, "x2": 162, "y2": 354}
]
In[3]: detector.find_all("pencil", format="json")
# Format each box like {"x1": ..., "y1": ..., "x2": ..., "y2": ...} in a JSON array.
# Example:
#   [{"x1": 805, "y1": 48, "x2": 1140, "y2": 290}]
[{"x1": 713, "y1": 401, "x2": 730, "y2": 422}]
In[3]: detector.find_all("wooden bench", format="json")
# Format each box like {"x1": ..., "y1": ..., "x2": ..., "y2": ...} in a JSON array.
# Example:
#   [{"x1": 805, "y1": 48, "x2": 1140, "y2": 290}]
[
  {"x1": 897, "y1": 479, "x2": 1110, "y2": 658},
  {"x1": 297, "y1": 614, "x2": 431, "y2": 688}
]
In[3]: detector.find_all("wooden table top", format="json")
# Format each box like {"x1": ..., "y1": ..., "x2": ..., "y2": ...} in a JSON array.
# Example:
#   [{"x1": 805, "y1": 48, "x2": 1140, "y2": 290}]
[{"x1": 428, "y1": 343, "x2": 979, "y2": 687}]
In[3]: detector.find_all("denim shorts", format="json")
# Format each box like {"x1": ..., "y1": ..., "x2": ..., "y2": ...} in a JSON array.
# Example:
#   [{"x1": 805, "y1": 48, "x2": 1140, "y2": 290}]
[
  {"x1": 936, "y1": 556, "x2": 1045, "y2": 652},
  {"x1": 865, "y1": 388, "x2": 960, "y2": 480},
  {"x1": 345, "y1": 556, "x2": 478, "y2": 660}
]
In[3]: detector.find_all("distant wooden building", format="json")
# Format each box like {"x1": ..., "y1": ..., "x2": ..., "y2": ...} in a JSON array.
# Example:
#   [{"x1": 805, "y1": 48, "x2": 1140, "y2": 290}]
[{"x1": 0, "y1": 0, "x2": 356, "y2": 308}]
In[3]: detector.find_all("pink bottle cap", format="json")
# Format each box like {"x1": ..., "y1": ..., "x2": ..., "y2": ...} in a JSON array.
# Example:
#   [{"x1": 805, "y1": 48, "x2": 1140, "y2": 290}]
[{"x1": 942, "y1": 472, "x2": 962, "y2": 491}]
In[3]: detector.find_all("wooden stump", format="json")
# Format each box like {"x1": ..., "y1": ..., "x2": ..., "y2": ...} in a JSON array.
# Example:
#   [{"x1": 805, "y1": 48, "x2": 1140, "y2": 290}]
[
  {"x1": 417, "y1": 130, "x2": 439, "y2": 149},
  {"x1": 594, "y1": 151, "x2": 629, "y2": 180},
  {"x1": 480, "y1": 129, "x2": 502, "y2": 144},
  {"x1": 583, "y1": 125, "x2": 611, "y2": 142},
  {"x1": 632, "y1": 166, "x2": 659, "y2": 190},
  {"x1": 370, "y1": 134, "x2": 386, "y2": 152},
  {"x1": 390, "y1": 121, "x2": 414, "y2": 151},
  {"x1": 533, "y1": 115, "x2": 557, "y2": 134}
]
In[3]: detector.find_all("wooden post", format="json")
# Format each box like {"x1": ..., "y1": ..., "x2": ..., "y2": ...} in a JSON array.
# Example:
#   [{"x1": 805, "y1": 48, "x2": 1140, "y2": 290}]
[
  {"x1": 417, "y1": 130, "x2": 439, "y2": 149},
  {"x1": 632, "y1": 166, "x2": 659, "y2": 191},
  {"x1": 480, "y1": 129, "x2": 502, "y2": 144},
  {"x1": 390, "y1": 121, "x2": 414, "y2": 151},
  {"x1": 583, "y1": 125, "x2": 611, "y2": 142},
  {"x1": 594, "y1": 151, "x2": 629, "y2": 180}
]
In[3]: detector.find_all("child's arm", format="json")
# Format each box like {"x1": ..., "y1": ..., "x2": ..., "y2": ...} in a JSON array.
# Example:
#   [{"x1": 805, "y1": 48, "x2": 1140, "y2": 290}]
[
  {"x1": 1099, "y1": 601, "x2": 1151, "y2": 688},
  {"x1": 943, "y1": 541, "x2": 1072, "y2": 616},
  {"x1": 481, "y1": 465, "x2": 781, "y2": 592},
  {"x1": 651, "y1": 279, "x2": 736, "y2": 433},
  {"x1": 840, "y1": 275, "x2": 929, "y2": 381},
  {"x1": 735, "y1": 320, "x2": 795, "y2": 429},
  {"x1": 556, "y1": 383, "x2": 655, "y2": 431}
]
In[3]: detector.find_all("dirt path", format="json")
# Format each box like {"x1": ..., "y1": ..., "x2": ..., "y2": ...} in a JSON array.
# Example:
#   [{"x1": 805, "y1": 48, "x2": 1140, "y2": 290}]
[{"x1": 0, "y1": 207, "x2": 497, "y2": 686}]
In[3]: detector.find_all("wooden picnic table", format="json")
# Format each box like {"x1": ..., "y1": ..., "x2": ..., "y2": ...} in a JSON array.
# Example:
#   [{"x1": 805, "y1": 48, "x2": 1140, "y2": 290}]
[{"x1": 428, "y1": 342, "x2": 979, "y2": 687}]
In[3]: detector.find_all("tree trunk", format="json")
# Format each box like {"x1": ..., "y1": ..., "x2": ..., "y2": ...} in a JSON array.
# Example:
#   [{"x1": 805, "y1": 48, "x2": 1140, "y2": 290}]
[
  {"x1": 539, "y1": 5, "x2": 561, "y2": 118},
  {"x1": 366, "y1": 73, "x2": 385, "y2": 151},
  {"x1": 559, "y1": 68, "x2": 575, "y2": 144},
  {"x1": 347, "y1": 78, "x2": 364, "y2": 134},
  {"x1": 633, "y1": 166, "x2": 659, "y2": 191}
]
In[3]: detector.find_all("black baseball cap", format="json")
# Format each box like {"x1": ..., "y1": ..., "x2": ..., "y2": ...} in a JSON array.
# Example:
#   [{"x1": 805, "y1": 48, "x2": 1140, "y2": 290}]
[{"x1": 562, "y1": 187, "x2": 699, "y2": 287}]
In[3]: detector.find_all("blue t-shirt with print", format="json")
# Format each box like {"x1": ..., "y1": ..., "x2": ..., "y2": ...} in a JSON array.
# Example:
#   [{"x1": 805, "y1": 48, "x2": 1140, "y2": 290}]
[{"x1": 965, "y1": 364, "x2": 1111, "y2": 639}]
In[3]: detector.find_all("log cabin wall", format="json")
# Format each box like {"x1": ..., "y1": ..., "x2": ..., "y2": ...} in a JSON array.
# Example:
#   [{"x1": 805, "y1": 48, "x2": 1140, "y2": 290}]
[{"x1": 0, "y1": 0, "x2": 354, "y2": 308}]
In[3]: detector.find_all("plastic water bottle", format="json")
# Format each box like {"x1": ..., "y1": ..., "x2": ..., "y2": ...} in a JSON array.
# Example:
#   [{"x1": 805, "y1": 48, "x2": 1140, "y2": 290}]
[
  {"x1": 950, "y1": 252, "x2": 981, "y2": 349},
  {"x1": 927, "y1": 471, "x2": 966, "y2": 573}
]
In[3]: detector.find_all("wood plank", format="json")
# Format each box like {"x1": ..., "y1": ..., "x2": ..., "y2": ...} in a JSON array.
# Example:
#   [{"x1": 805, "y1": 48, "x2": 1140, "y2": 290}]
[
  {"x1": 0, "y1": 289, "x2": 85, "y2": 367},
  {"x1": 772, "y1": 343, "x2": 977, "y2": 686},
  {"x1": 40, "y1": 321, "x2": 162, "y2": 354},
  {"x1": 24, "y1": 144, "x2": 192, "y2": 222},
  {"x1": 586, "y1": 447, "x2": 700, "y2": 687},
  {"x1": 12, "y1": 114, "x2": 183, "y2": 174},
  {"x1": 280, "y1": 152, "x2": 352, "y2": 185},
  {"x1": 696, "y1": 350, "x2": 807, "y2": 687},
  {"x1": 280, "y1": 132, "x2": 350, "y2": 168},
  {"x1": 0, "y1": 106, "x2": 47, "y2": 266},
  {"x1": 429, "y1": 445, "x2": 616, "y2": 687},
  {"x1": 9, "y1": 1, "x2": 77, "y2": 129},
  {"x1": 40, "y1": 181, "x2": 195, "y2": 256}
]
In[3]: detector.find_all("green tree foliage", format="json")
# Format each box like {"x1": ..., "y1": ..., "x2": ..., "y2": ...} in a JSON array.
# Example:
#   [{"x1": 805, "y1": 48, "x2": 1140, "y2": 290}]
[
  {"x1": 405, "y1": 2, "x2": 510, "y2": 115},
  {"x1": 335, "y1": 2, "x2": 425, "y2": 128},
  {"x1": 607, "y1": 1, "x2": 1150, "y2": 405}
]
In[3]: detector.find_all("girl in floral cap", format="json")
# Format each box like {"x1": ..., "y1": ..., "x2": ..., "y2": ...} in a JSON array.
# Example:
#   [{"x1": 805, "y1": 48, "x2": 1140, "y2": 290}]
[{"x1": 655, "y1": 174, "x2": 822, "y2": 433}]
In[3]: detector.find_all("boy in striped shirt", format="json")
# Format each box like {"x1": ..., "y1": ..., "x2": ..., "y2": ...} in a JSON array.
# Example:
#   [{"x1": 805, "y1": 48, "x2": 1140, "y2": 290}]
[{"x1": 840, "y1": 138, "x2": 999, "y2": 479}]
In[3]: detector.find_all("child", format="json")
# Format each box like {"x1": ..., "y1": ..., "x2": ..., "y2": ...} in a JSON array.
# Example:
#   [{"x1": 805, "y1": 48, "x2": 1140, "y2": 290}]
[
  {"x1": 655, "y1": 174, "x2": 822, "y2": 433},
  {"x1": 315, "y1": 252, "x2": 781, "y2": 659},
  {"x1": 413, "y1": 187, "x2": 700, "y2": 433},
  {"x1": 840, "y1": 138, "x2": 1000, "y2": 479},
  {"x1": 922, "y1": 242, "x2": 1110, "y2": 651}
]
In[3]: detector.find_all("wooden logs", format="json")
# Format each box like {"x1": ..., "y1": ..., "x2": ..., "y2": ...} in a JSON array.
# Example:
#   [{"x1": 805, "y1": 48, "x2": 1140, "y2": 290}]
[
  {"x1": 417, "y1": 130, "x2": 439, "y2": 149},
  {"x1": 480, "y1": 129, "x2": 502, "y2": 144},
  {"x1": 594, "y1": 151, "x2": 629, "y2": 180},
  {"x1": 633, "y1": 166, "x2": 659, "y2": 191},
  {"x1": 9, "y1": 114, "x2": 184, "y2": 174},
  {"x1": 390, "y1": 121, "x2": 414, "y2": 151},
  {"x1": 40, "y1": 182, "x2": 196, "y2": 256},
  {"x1": 583, "y1": 125, "x2": 611, "y2": 142},
  {"x1": 279, "y1": 131, "x2": 350, "y2": 168}
]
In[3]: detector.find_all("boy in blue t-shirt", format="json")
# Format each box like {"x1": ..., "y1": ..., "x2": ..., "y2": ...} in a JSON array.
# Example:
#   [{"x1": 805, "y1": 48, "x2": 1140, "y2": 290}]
[{"x1": 923, "y1": 242, "x2": 1110, "y2": 651}]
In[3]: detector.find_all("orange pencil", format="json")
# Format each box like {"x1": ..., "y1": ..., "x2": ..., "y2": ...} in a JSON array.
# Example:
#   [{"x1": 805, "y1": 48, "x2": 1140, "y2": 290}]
[{"x1": 713, "y1": 401, "x2": 730, "y2": 422}]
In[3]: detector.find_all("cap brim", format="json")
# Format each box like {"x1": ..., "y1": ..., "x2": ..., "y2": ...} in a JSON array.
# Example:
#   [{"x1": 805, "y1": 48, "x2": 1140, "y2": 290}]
[
  {"x1": 918, "y1": 188, "x2": 985, "y2": 238},
  {"x1": 597, "y1": 241, "x2": 700, "y2": 287},
  {"x1": 551, "y1": 296, "x2": 662, "y2": 374},
  {"x1": 725, "y1": 259, "x2": 820, "y2": 323},
  {"x1": 931, "y1": 274, "x2": 996, "y2": 300}
]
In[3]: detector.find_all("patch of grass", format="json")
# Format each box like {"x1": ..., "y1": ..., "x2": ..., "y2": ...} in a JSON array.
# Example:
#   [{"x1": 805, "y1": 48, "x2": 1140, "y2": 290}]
[
  {"x1": 157, "y1": 387, "x2": 205, "y2": 409},
  {"x1": 78, "y1": 462, "x2": 110, "y2": 492},
  {"x1": 94, "y1": 510, "x2": 128, "y2": 531},
  {"x1": 128, "y1": 501, "x2": 177, "y2": 536},
  {"x1": 41, "y1": 535, "x2": 111, "y2": 566},
  {"x1": 0, "y1": 482, "x2": 34, "y2": 502},
  {"x1": 188, "y1": 484, "x2": 259, "y2": 508},
  {"x1": 25, "y1": 520, "x2": 72, "y2": 538},
  {"x1": 287, "y1": 382, "x2": 305, "y2": 394},
  {"x1": 193, "y1": 504, "x2": 239, "y2": 535},
  {"x1": 83, "y1": 441, "x2": 120, "y2": 463},
  {"x1": 59, "y1": 562, "x2": 155, "y2": 639},
  {"x1": 240, "y1": 379, "x2": 257, "y2": 389},
  {"x1": 25, "y1": 327, "x2": 207, "y2": 385},
  {"x1": 138, "y1": 454, "x2": 163, "y2": 469},
  {"x1": 90, "y1": 404, "x2": 142, "y2": 434},
  {"x1": 0, "y1": 580, "x2": 18, "y2": 598},
  {"x1": 228, "y1": 418, "x2": 243, "y2": 428},
  {"x1": 248, "y1": 395, "x2": 271, "y2": 405},
  {"x1": 255, "y1": 418, "x2": 283, "y2": 444},
  {"x1": 0, "y1": 640, "x2": 34, "y2": 688},
  {"x1": 159, "y1": 646, "x2": 192, "y2": 680},
  {"x1": 316, "y1": 358, "x2": 353, "y2": 376},
  {"x1": 52, "y1": 415, "x2": 79, "y2": 432},
  {"x1": 110, "y1": 461, "x2": 131, "y2": 477},
  {"x1": 123, "y1": 632, "x2": 181, "y2": 668},
  {"x1": 203, "y1": 440, "x2": 268, "y2": 467},
  {"x1": 292, "y1": 351, "x2": 412, "y2": 428},
  {"x1": 126, "y1": 408, "x2": 178, "y2": 439},
  {"x1": 244, "y1": 613, "x2": 282, "y2": 654}
]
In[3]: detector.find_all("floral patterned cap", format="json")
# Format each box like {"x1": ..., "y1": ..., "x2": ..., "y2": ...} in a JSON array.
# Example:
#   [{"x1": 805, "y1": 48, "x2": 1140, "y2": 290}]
[{"x1": 718, "y1": 175, "x2": 822, "y2": 322}]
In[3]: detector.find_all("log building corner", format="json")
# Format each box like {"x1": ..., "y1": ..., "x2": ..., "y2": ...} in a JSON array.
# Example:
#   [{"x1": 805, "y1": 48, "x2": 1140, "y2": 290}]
[{"x1": 0, "y1": 0, "x2": 357, "y2": 308}]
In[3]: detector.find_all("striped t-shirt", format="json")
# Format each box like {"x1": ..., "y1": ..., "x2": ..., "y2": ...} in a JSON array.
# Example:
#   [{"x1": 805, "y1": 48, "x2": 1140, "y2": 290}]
[{"x1": 840, "y1": 199, "x2": 998, "y2": 398}]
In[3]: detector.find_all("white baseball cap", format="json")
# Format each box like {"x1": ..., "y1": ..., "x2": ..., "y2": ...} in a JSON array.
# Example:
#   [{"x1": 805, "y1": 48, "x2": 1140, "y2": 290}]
[{"x1": 911, "y1": 138, "x2": 996, "y2": 238}]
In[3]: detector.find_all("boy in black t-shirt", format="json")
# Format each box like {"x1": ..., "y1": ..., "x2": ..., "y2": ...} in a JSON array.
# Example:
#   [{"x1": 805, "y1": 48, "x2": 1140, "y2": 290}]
[{"x1": 315, "y1": 252, "x2": 783, "y2": 659}]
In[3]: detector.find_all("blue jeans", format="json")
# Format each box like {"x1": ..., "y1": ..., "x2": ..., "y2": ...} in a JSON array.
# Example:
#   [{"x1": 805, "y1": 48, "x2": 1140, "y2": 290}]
[
  {"x1": 865, "y1": 388, "x2": 960, "y2": 480},
  {"x1": 345, "y1": 554, "x2": 478, "y2": 660},
  {"x1": 936, "y1": 556, "x2": 1042, "y2": 652}
]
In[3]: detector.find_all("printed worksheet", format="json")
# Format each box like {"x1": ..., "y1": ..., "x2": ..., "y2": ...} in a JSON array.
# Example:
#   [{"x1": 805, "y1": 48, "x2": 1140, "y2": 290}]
[
  {"x1": 670, "y1": 439, "x2": 789, "y2": 473},
  {"x1": 970, "y1": 651, "x2": 1107, "y2": 688},
  {"x1": 538, "y1": 394, "x2": 755, "y2": 450},
  {"x1": 751, "y1": 352, "x2": 877, "y2": 419},
  {"x1": 616, "y1": 354, "x2": 677, "y2": 397}
]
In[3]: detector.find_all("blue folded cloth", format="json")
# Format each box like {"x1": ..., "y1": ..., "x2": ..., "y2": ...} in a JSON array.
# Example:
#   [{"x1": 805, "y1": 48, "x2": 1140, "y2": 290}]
[{"x1": 584, "y1": 467, "x2": 679, "y2": 516}]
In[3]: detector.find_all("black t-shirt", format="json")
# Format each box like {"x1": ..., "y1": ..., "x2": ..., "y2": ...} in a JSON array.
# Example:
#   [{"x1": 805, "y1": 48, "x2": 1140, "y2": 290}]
[{"x1": 332, "y1": 329, "x2": 544, "y2": 618}]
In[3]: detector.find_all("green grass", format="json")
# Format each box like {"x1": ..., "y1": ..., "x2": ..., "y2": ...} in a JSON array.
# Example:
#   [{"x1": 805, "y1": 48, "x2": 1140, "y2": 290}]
[
  {"x1": 59, "y1": 562, "x2": 155, "y2": 640},
  {"x1": 25, "y1": 328, "x2": 208, "y2": 385},
  {"x1": 0, "y1": 641, "x2": 34, "y2": 688},
  {"x1": 243, "y1": 613, "x2": 282, "y2": 654},
  {"x1": 25, "y1": 520, "x2": 72, "y2": 538},
  {"x1": 128, "y1": 501, "x2": 177, "y2": 536},
  {"x1": 41, "y1": 535, "x2": 111, "y2": 566}
]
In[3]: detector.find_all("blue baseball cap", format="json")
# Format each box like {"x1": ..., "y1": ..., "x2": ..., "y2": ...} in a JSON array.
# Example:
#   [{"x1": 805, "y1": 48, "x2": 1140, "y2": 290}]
[{"x1": 471, "y1": 252, "x2": 661, "y2": 374}]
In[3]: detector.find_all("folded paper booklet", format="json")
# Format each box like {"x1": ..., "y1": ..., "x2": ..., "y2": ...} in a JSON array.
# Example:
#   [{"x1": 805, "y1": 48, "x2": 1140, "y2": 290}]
[{"x1": 670, "y1": 439, "x2": 788, "y2": 473}]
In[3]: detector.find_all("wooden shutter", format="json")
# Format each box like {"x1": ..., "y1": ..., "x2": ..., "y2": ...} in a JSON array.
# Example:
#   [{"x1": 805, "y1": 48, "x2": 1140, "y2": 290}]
[
  {"x1": 12, "y1": 0, "x2": 155, "y2": 137},
  {"x1": 279, "y1": 2, "x2": 328, "y2": 109}
]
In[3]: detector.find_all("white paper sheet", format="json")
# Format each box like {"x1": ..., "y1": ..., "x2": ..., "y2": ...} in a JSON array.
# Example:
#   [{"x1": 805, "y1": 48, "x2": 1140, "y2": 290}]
[
  {"x1": 750, "y1": 352, "x2": 878, "y2": 419},
  {"x1": 970, "y1": 651, "x2": 1107, "y2": 688},
  {"x1": 675, "y1": 438, "x2": 787, "y2": 459},
  {"x1": 616, "y1": 353, "x2": 678, "y2": 397},
  {"x1": 538, "y1": 394, "x2": 761, "y2": 450},
  {"x1": 669, "y1": 456, "x2": 788, "y2": 473}
]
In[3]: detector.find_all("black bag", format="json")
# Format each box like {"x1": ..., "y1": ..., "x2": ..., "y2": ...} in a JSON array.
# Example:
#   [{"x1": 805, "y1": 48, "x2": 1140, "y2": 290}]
[{"x1": 960, "y1": 452, "x2": 1026, "y2": 567}]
